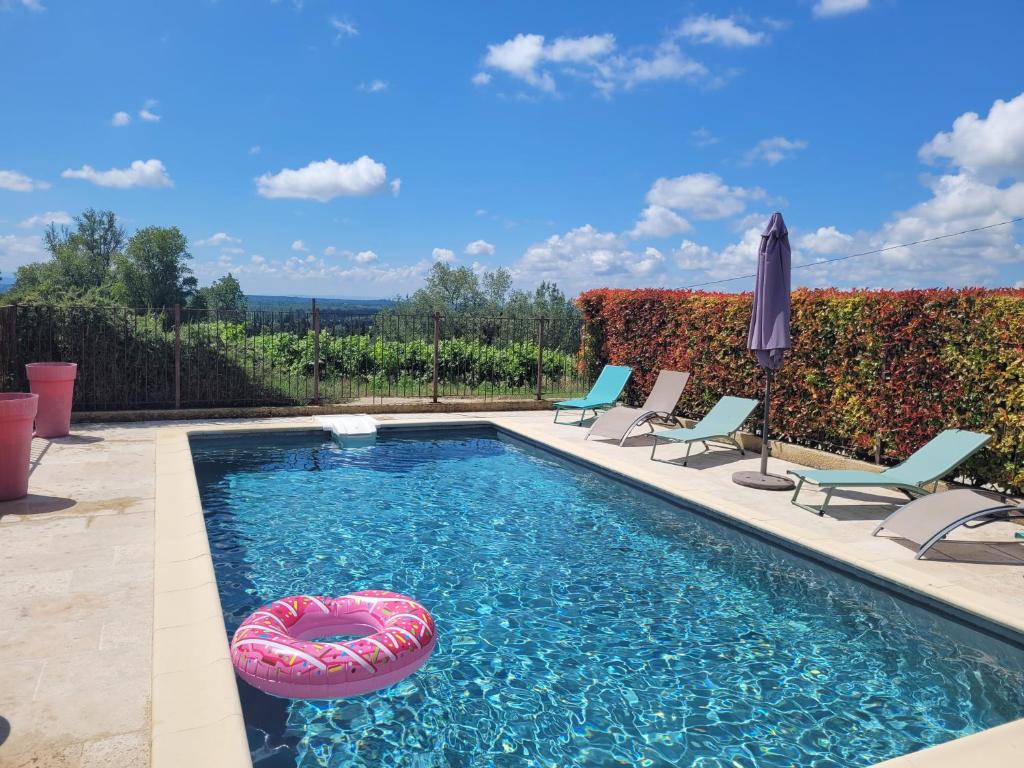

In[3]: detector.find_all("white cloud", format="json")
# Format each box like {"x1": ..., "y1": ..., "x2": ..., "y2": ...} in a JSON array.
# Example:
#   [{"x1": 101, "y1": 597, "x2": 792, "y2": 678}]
[
  {"x1": 0, "y1": 169, "x2": 49, "y2": 192},
  {"x1": 137, "y1": 99, "x2": 161, "y2": 122},
  {"x1": 10, "y1": 0, "x2": 45, "y2": 12},
  {"x1": 479, "y1": 32, "x2": 710, "y2": 96},
  {"x1": 291, "y1": 239, "x2": 307, "y2": 252},
  {"x1": 353, "y1": 250, "x2": 378, "y2": 263},
  {"x1": 464, "y1": 239, "x2": 496, "y2": 256},
  {"x1": 18, "y1": 210, "x2": 72, "y2": 228},
  {"x1": 255, "y1": 156, "x2": 389, "y2": 201},
  {"x1": 797, "y1": 226, "x2": 854, "y2": 254},
  {"x1": 743, "y1": 136, "x2": 808, "y2": 165},
  {"x1": 197, "y1": 232, "x2": 241, "y2": 247},
  {"x1": 330, "y1": 16, "x2": 357, "y2": 38},
  {"x1": 0, "y1": 234, "x2": 46, "y2": 272},
  {"x1": 628, "y1": 205, "x2": 692, "y2": 239},
  {"x1": 111, "y1": 111, "x2": 131, "y2": 127},
  {"x1": 61, "y1": 158, "x2": 172, "y2": 188},
  {"x1": 432, "y1": 247, "x2": 456, "y2": 263},
  {"x1": 597, "y1": 42, "x2": 709, "y2": 94},
  {"x1": 483, "y1": 33, "x2": 557, "y2": 92},
  {"x1": 677, "y1": 15, "x2": 766, "y2": 47},
  {"x1": 390, "y1": 178, "x2": 401, "y2": 197},
  {"x1": 358, "y1": 79, "x2": 388, "y2": 93},
  {"x1": 546, "y1": 34, "x2": 617, "y2": 62},
  {"x1": 691, "y1": 127, "x2": 719, "y2": 146},
  {"x1": 919, "y1": 92, "x2": 1024, "y2": 181},
  {"x1": 277, "y1": 254, "x2": 424, "y2": 290},
  {"x1": 512, "y1": 225, "x2": 666, "y2": 291},
  {"x1": 813, "y1": 0, "x2": 870, "y2": 18},
  {"x1": 646, "y1": 172, "x2": 765, "y2": 220},
  {"x1": 672, "y1": 225, "x2": 766, "y2": 279},
  {"x1": 249, "y1": 145, "x2": 261, "y2": 155}
]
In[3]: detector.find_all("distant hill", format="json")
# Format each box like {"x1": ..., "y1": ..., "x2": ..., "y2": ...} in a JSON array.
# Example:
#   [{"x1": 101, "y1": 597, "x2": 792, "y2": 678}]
[{"x1": 246, "y1": 295, "x2": 394, "y2": 315}]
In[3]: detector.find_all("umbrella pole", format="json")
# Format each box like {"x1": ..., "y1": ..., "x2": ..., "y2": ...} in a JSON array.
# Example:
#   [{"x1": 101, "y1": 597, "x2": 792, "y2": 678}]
[
  {"x1": 760, "y1": 368, "x2": 772, "y2": 476},
  {"x1": 732, "y1": 366, "x2": 795, "y2": 490}
]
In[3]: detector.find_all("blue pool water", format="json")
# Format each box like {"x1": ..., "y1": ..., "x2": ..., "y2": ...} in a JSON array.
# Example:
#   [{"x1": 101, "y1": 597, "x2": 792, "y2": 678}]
[{"x1": 192, "y1": 428, "x2": 1024, "y2": 768}]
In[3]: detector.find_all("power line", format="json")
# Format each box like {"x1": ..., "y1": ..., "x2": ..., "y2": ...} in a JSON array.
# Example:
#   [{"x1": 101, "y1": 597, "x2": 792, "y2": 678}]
[{"x1": 680, "y1": 216, "x2": 1024, "y2": 290}]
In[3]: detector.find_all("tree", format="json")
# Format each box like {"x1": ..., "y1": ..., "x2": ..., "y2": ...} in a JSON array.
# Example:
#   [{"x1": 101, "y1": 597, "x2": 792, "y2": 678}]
[
  {"x1": 191, "y1": 273, "x2": 248, "y2": 313},
  {"x1": 114, "y1": 226, "x2": 197, "y2": 308},
  {"x1": 6, "y1": 209, "x2": 125, "y2": 303},
  {"x1": 394, "y1": 262, "x2": 486, "y2": 315}
]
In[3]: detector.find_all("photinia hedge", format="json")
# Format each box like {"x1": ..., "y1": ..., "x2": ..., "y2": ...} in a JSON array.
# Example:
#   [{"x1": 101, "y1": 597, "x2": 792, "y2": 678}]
[{"x1": 577, "y1": 287, "x2": 1024, "y2": 493}]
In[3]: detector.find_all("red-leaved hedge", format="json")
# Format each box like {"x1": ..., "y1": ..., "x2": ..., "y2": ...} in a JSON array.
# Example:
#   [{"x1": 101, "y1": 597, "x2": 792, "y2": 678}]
[{"x1": 577, "y1": 288, "x2": 1024, "y2": 493}]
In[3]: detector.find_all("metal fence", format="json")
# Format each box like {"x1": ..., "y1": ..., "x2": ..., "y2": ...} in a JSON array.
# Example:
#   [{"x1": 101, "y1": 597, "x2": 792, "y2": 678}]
[{"x1": 0, "y1": 303, "x2": 591, "y2": 411}]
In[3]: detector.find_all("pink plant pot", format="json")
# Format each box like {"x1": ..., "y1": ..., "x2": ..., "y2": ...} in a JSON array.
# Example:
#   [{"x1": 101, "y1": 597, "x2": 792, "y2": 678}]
[
  {"x1": 26, "y1": 362, "x2": 77, "y2": 439},
  {"x1": 0, "y1": 393, "x2": 39, "y2": 501}
]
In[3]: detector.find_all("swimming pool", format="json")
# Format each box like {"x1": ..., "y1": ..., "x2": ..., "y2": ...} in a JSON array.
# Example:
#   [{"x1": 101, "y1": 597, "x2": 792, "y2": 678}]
[{"x1": 192, "y1": 427, "x2": 1024, "y2": 767}]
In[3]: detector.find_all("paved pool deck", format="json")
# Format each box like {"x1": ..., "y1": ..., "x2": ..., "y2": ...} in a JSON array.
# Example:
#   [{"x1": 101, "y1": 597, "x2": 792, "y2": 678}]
[{"x1": 1, "y1": 410, "x2": 1023, "y2": 767}]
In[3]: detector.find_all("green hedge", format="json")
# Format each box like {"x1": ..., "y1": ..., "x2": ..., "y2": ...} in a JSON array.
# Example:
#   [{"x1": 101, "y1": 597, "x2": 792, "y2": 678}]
[{"x1": 577, "y1": 287, "x2": 1024, "y2": 493}]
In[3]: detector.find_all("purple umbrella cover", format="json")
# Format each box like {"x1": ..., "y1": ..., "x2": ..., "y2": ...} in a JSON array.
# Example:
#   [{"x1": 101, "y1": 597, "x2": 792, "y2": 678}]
[{"x1": 747, "y1": 211, "x2": 792, "y2": 370}]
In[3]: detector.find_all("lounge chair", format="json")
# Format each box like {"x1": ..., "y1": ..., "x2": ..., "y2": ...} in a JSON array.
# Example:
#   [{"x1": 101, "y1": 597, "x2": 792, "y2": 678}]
[
  {"x1": 585, "y1": 370, "x2": 690, "y2": 445},
  {"x1": 787, "y1": 429, "x2": 991, "y2": 516},
  {"x1": 649, "y1": 396, "x2": 759, "y2": 465},
  {"x1": 553, "y1": 365, "x2": 632, "y2": 425},
  {"x1": 872, "y1": 488, "x2": 1022, "y2": 559}
]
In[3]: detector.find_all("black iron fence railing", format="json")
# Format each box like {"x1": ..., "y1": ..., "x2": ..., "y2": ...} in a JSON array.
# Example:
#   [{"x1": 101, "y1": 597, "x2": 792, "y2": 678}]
[{"x1": 0, "y1": 303, "x2": 591, "y2": 411}]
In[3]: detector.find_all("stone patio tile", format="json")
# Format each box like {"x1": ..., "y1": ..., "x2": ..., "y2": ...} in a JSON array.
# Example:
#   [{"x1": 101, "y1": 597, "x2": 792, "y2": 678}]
[{"x1": 79, "y1": 730, "x2": 149, "y2": 768}]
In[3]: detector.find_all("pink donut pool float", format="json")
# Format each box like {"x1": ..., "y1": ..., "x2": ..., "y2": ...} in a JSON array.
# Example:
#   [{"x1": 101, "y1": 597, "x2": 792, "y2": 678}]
[{"x1": 231, "y1": 590, "x2": 437, "y2": 699}]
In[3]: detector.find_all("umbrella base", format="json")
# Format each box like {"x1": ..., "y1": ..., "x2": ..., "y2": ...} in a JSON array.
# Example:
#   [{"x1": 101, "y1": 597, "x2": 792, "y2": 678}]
[{"x1": 731, "y1": 471, "x2": 795, "y2": 491}]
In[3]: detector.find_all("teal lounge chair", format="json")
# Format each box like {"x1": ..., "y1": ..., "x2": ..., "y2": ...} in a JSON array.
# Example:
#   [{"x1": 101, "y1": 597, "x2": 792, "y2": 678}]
[
  {"x1": 649, "y1": 396, "x2": 759, "y2": 465},
  {"x1": 553, "y1": 365, "x2": 632, "y2": 425},
  {"x1": 787, "y1": 429, "x2": 991, "y2": 516}
]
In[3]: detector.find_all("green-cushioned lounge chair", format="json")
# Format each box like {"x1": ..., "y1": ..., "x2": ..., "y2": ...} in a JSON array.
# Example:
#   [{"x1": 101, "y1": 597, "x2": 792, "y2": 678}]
[
  {"x1": 649, "y1": 396, "x2": 759, "y2": 465},
  {"x1": 787, "y1": 429, "x2": 991, "y2": 516},
  {"x1": 553, "y1": 365, "x2": 632, "y2": 425}
]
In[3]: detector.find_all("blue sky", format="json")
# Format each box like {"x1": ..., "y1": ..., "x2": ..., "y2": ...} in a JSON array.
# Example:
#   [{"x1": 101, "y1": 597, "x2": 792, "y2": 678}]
[{"x1": 1, "y1": 0, "x2": 1023, "y2": 297}]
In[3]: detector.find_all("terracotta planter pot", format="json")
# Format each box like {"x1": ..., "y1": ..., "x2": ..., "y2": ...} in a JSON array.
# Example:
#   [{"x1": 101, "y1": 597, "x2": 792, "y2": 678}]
[
  {"x1": 0, "y1": 393, "x2": 39, "y2": 500},
  {"x1": 26, "y1": 362, "x2": 77, "y2": 438}
]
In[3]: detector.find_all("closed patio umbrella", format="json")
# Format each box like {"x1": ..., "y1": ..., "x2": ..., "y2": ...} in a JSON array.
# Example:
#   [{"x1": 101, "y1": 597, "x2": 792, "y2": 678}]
[{"x1": 732, "y1": 211, "x2": 796, "y2": 491}]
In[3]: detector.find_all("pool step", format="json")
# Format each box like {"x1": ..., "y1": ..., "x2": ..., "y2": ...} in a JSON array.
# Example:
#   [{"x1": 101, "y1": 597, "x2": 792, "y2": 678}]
[{"x1": 314, "y1": 414, "x2": 378, "y2": 446}]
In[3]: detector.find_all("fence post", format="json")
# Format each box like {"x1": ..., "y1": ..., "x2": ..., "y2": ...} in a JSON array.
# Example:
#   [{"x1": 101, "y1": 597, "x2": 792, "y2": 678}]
[
  {"x1": 535, "y1": 317, "x2": 545, "y2": 401},
  {"x1": 174, "y1": 305, "x2": 181, "y2": 409},
  {"x1": 11, "y1": 303, "x2": 19, "y2": 389},
  {"x1": 432, "y1": 312, "x2": 440, "y2": 403},
  {"x1": 312, "y1": 299, "x2": 321, "y2": 405}
]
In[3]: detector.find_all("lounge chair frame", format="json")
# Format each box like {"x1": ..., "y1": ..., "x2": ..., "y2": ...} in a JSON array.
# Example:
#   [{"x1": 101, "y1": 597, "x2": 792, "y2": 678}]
[
  {"x1": 789, "y1": 477, "x2": 935, "y2": 517},
  {"x1": 588, "y1": 410, "x2": 685, "y2": 446},
  {"x1": 553, "y1": 405, "x2": 613, "y2": 426},
  {"x1": 650, "y1": 431, "x2": 746, "y2": 465}
]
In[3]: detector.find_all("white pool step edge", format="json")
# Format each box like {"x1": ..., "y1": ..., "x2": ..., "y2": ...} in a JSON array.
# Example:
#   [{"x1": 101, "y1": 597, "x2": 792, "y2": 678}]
[{"x1": 313, "y1": 414, "x2": 379, "y2": 438}]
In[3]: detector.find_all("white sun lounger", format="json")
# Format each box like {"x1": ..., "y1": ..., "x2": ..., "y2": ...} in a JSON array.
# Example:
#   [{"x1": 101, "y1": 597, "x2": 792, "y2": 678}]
[
  {"x1": 872, "y1": 488, "x2": 1022, "y2": 559},
  {"x1": 585, "y1": 370, "x2": 690, "y2": 446}
]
